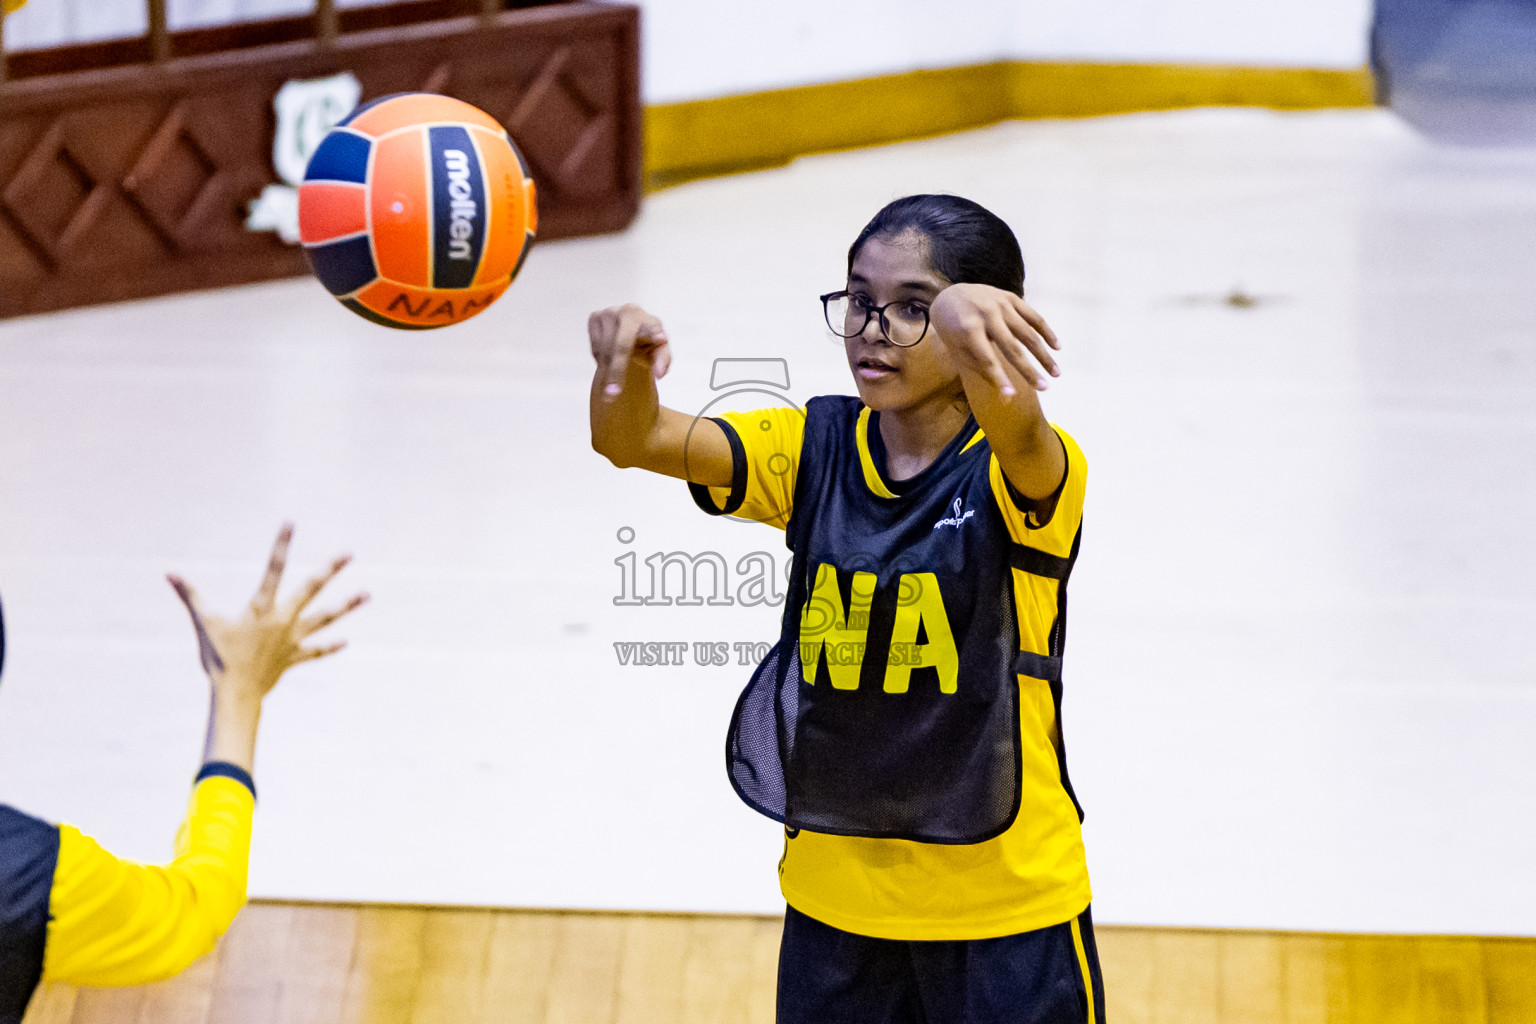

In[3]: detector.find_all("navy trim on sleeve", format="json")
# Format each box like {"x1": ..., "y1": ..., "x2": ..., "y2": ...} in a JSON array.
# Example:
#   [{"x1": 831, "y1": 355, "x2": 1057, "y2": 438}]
[
  {"x1": 0, "y1": 804, "x2": 59, "y2": 1024},
  {"x1": 196, "y1": 761, "x2": 256, "y2": 800},
  {"x1": 687, "y1": 416, "x2": 748, "y2": 516}
]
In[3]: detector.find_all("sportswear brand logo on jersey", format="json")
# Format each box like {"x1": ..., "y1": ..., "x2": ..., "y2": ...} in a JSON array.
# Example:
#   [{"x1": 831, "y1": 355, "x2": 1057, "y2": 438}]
[
  {"x1": 932, "y1": 497, "x2": 976, "y2": 531},
  {"x1": 442, "y1": 149, "x2": 477, "y2": 261}
]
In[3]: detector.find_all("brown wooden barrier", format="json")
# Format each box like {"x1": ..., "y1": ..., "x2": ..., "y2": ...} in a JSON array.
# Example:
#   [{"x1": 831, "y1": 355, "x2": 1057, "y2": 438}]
[{"x1": 0, "y1": 1, "x2": 640, "y2": 318}]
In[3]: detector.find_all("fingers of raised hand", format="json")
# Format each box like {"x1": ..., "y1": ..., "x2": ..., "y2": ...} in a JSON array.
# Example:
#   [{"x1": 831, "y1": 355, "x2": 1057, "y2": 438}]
[
  {"x1": 251, "y1": 523, "x2": 293, "y2": 614},
  {"x1": 949, "y1": 313, "x2": 1022, "y2": 398},
  {"x1": 295, "y1": 640, "x2": 348, "y2": 665},
  {"x1": 591, "y1": 308, "x2": 629, "y2": 393},
  {"x1": 997, "y1": 304, "x2": 1058, "y2": 386},
  {"x1": 284, "y1": 553, "x2": 353, "y2": 623},
  {"x1": 167, "y1": 573, "x2": 204, "y2": 619},
  {"x1": 298, "y1": 591, "x2": 369, "y2": 639},
  {"x1": 588, "y1": 308, "x2": 617, "y2": 360},
  {"x1": 597, "y1": 306, "x2": 667, "y2": 398},
  {"x1": 595, "y1": 306, "x2": 635, "y2": 397},
  {"x1": 167, "y1": 574, "x2": 227, "y2": 674},
  {"x1": 1013, "y1": 296, "x2": 1060, "y2": 352},
  {"x1": 650, "y1": 334, "x2": 673, "y2": 380}
]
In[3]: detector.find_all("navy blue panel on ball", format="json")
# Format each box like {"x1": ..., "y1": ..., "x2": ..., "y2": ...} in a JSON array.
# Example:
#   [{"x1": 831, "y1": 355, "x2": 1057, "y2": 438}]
[
  {"x1": 305, "y1": 235, "x2": 376, "y2": 296},
  {"x1": 429, "y1": 125, "x2": 485, "y2": 290},
  {"x1": 303, "y1": 131, "x2": 371, "y2": 183}
]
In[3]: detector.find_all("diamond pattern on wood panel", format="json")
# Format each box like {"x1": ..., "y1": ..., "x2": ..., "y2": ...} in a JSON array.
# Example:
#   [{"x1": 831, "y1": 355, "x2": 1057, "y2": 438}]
[
  {"x1": 497, "y1": 46, "x2": 613, "y2": 194},
  {"x1": 121, "y1": 104, "x2": 222, "y2": 250},
  {"x1": 0, "y1": 212, "x2": 48, "y2": 281},
  {"x1": 0, "y1": 124, "x2": 100, "y2": 267},
  {"x1": 421, "y1": 61, "x2": 454, "y2": 96}
]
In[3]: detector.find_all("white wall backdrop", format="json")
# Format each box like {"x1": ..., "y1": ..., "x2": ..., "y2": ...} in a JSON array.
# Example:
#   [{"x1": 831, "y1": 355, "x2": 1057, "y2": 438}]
[
  {"x1": 639, "y1": 0, "x2": 1375, "y2": 103},
  {"x1": 635, "y1": 0, "x2": 1019, "y2": 103},
  {"x1": 1011, "y1": 0, "x2": 1375, "y2": 73},
  {"x1": 3, "y1": 0, "x2": 1374, "y2": 103}
]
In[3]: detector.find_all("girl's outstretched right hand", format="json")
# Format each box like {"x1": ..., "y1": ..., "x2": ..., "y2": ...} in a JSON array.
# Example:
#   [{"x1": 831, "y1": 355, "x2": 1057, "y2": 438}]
[{"x1": 588, "y1": 304, "x2": 672, "y2": 401}]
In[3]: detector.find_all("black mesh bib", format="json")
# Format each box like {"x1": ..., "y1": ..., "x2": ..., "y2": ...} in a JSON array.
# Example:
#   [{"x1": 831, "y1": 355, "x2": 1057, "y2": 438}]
[{"x1": 723, "y1": 396, "x2": 1070, "y2": 844}]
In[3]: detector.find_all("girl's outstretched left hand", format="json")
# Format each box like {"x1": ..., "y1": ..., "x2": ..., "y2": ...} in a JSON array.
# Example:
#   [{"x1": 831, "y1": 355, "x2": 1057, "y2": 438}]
[
  {"x1": 930, "y1": 283, "x2": 1060, "y2": 398},
  {"x1": 168, "y1": 524, "x2": 366, "y2": 704}
]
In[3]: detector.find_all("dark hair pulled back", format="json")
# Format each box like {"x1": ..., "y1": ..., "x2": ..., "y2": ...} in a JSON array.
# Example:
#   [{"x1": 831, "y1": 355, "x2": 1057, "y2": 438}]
[{"x1": 848, "y1": 194, "x2": 1024, "y2": 296}]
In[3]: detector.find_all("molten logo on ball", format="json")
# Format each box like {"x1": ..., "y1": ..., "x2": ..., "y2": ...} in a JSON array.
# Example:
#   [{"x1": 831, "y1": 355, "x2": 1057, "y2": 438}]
[
  {"x1": 429, "y1": 128, "x2": 484, "y2": 290},
  {"x1": 441, "y1": 149, "x2": 478, "y2": 262}
]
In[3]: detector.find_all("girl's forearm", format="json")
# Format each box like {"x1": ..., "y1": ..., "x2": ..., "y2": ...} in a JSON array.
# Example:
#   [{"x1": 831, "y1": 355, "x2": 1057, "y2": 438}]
[
  {"x1": 960, "y1": 367, "x2": 1064, "y2": 499},
  {"x1": 590, "y1": 356, "x2": 663, "y2": 467},
  {"x1": 201, "y1": 685, "x2": 263, "y2": 773}
]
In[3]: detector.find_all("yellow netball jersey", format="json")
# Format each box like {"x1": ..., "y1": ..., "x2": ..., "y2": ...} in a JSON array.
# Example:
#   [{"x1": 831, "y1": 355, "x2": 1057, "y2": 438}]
[{"x1": 695, "y1": 402, "x2": 1092, "y2": 941}]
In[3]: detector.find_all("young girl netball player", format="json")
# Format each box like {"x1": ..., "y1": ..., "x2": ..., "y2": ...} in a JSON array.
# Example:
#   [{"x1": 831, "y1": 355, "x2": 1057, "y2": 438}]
[
  {"x1": 590, "y1": 195, "x2": 1104, "y2": 1024},
  {"x1": 0, "y1": 526, "x2": 365, "y2": 1022}
]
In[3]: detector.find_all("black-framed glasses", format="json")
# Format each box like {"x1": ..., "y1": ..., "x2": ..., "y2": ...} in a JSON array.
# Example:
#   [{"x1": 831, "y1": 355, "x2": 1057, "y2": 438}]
[{"x1": 820, "y1": 290, "x2": 931, "y2": 347}]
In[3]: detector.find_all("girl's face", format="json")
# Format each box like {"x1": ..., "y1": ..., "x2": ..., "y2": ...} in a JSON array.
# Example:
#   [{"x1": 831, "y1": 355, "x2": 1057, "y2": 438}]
[{"x1": 843, "y1": 231, "x2": 963, "y2": 414}]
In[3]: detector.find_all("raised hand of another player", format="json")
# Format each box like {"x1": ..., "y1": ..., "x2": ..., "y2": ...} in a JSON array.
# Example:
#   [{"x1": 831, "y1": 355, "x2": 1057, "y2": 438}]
[
  {"x1": 930, "y1": 283, "x2": 1060, "y2": 398},
  {"x1": 589, "y1": 303, "x2": 672, "y2": 400},
  {"x1": 167, "y1": 524, "x2": 367, "y2": 706}
]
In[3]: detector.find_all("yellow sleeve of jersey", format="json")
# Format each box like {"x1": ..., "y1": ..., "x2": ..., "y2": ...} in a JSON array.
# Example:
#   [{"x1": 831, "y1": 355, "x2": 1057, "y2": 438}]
[
  {"x1": 988, "y1": 424, "x2": 1087, "y2": 553},
  {"x1": 41, "y1": 775, "x2": 254, "y2": 986},
  {"x1": 989, "y1": 424, "x2": 1087, "y2": 674},
  {"x1": 694, "y1": 406, "x2": 806, "y2": 530}
]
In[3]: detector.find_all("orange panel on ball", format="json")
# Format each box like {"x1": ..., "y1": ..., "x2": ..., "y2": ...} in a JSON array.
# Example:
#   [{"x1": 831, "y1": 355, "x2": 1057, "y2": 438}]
[
  {"x1": 298, "y1": 182, "x2": 368, "y2": 244},
  {"x1": 469, "y1": 127, "x2": 532, "y2": 287},
  {"x1": 354, "y1": 279, "x2": 510, "y2": 328},
  {"x1": 370, "y1": 130, "x2": 431, "y2": 288},
  {"x1": 347, "y1": 93, "x2": 505, "y2": 139}
]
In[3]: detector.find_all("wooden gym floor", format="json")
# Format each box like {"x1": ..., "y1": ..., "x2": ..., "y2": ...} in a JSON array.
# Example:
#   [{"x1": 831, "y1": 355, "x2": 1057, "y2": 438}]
[{"x1": 22, "y1": 902, "x2": 1536, "y2": 1024}]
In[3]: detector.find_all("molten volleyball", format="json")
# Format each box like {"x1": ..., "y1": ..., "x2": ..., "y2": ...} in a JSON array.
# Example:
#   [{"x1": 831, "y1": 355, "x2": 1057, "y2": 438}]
[{"x1": 298, "y1": 93, "x2": 537, "y2": 330}]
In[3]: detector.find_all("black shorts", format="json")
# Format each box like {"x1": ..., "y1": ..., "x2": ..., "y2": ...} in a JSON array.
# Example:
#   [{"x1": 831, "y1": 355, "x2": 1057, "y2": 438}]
[{"x1": 777, "y1": 904, "x2": 1106, "y2": 1024}]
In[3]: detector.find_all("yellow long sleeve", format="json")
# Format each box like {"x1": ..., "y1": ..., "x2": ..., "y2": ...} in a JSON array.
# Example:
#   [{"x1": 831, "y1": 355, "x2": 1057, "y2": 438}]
[{"x1": 40, "y1": 775, "x2": 253, "y2": 986}]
